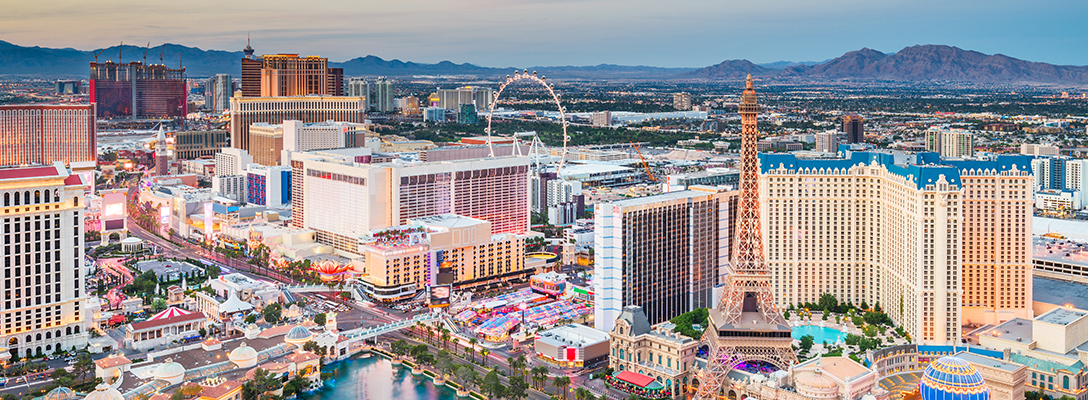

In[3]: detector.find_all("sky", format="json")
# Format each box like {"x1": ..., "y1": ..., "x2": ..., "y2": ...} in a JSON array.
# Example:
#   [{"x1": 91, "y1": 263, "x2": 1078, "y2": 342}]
[{"x1": 2, "y1": 0, "x2": 1086, "y2": 68}]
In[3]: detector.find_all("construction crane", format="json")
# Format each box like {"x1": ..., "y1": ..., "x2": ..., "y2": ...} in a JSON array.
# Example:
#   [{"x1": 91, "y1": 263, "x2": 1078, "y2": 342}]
[
  {"x1": 630, "y1": 142, "x2": 656, "y2": 181},
  {"x1": 92, "y1": 49, "x2": 104, "y2": 63},
  {"x1": 142, "y1": 42, "x2": 150, "y2": 64}
]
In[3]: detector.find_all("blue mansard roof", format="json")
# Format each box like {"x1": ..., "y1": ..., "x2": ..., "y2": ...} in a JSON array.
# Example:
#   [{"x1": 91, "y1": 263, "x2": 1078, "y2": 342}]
[{"x1": 758, "y1": 150, "x2": 1033, "y2": 190}]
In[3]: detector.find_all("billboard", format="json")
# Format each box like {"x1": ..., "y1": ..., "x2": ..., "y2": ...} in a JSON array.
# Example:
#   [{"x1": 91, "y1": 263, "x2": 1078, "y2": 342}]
[{"x1": 429, "y1": 284, "x2": 451, "y2": 308}]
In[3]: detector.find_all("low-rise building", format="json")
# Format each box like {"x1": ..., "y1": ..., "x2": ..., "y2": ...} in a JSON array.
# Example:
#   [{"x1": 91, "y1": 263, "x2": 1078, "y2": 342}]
[
  {"x1": 975, "y1": 307, "x2": 1088, "y2": 400},
  {"x1": 608, "y1": 305, "x2": 699, "y2": 398},
  {"x1": 124, "y1": 307, "x2": 207, "y2": 350},
  {"x1": 534, "y1": 323, "x2": 609, "y2": 368}
]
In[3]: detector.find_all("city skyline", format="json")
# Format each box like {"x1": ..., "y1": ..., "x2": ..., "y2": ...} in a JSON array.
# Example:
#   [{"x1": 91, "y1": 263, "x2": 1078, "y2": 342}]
[{"x1": 2, "y1": 0, "x2": 1087, "y2": 68}]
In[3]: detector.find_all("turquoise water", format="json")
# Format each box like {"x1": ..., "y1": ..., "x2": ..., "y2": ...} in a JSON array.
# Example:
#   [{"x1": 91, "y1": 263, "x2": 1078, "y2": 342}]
[
  {"x1": 791, "y1": 325, "x2": 846, "y2": 343},
  {"x1": 300, "y1": 356, "x2": 458, "y2": 400}
]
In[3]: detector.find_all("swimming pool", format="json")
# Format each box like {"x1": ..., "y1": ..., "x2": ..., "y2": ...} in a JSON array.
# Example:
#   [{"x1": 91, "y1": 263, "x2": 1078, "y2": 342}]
[{"x1": 792, "y1": 325, "x2": 846, "y2": 343}]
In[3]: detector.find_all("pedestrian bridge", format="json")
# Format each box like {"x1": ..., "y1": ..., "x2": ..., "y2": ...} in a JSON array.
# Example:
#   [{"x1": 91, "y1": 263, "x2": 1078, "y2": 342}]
[
  {"x1": 340, "y1": 313, "x2": 439, "y2": 342},
  {"x1": 278, "y1": 283, "x2": 376, "y2": 302}
]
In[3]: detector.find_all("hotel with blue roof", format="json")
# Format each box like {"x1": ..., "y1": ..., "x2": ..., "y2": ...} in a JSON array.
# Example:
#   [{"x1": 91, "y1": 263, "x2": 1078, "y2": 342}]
[{"x1": 758, "y1": 145, "x2": 1033, "y2": 345}]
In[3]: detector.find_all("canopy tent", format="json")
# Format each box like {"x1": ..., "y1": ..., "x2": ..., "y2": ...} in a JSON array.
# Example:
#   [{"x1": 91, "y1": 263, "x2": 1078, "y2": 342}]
[
  {"x1": 616, "y1": 371, "x2": 656, "y2": 388},
  {"x1": 148, "y1": 307, "x2": 193, "y2": 321}
]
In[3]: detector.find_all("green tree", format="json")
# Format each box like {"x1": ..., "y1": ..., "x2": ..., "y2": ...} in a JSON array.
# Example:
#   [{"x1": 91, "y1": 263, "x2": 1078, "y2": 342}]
[
  {"x1": 530, "y1": 365, "x2": 549, "y2": 390},
  {"x1": 151, "y1": 298, "x2": 168, "y2": 312},
  {"x1": 241, "y1": 368, "x2": 281, "y2": 400},
  {"x1": 282, "y1": 374, "x2": 310, "y2": 397},
  {"x1": 482, "y1": 369, "x2": 505, "y2": 399},
  {"x1": 314, "y1": 313, "x2": 326, "y2": 326},
  {"x1": 245, "y1": 314, "x2": 257, "y2": 324},
  {"x1": 261, "y1": 303, "x2": 282, "y2": 324},
  {"x1": 479, "y1": 348, "x2": 490, "y2": 367},
  {"x1": 454, "y1": 364, "x2": 479, "y2": 393},
  {"x1": 554, "y1": 376, "x2": 572, "y2": 400},
  {"x1": 818, "y1": 293, "x2": 838, "y2": 311},
  {"x1": 799, "y1": 335, "x2": 815, "y2": 353},
  {"x1": 72, "y1": 351, "x2": 95, "y2": 381}
]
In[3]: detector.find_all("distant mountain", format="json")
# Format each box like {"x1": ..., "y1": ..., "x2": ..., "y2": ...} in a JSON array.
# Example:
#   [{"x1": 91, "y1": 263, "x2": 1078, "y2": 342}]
[
  {"x1": 331, "y1": 55, "x2": 504, "y2": 76},
  {"x1": 758, "y1": 60, "x2": 829, "y2": 70},
  {"x1": 527, "y1": 64, "x2": 696, "y2": 79},
  {"x1": 680, "y1": 60, "x2": 776, "y2": 79},
  {"x1": 2, "y1": 40, "x2": 1087, "y2": 83},
  {"x1": 688, "y1": 45, "x2": 1088, "y2": 84},
  {"x1": 0, "y1": 40, "x2": 242, "y2": 76}
]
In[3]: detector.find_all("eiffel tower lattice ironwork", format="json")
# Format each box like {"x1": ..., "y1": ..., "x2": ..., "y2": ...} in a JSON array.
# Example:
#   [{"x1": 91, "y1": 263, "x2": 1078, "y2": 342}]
[{"x1": 694, "y1": 73, "x2": 796, "y2": 400}]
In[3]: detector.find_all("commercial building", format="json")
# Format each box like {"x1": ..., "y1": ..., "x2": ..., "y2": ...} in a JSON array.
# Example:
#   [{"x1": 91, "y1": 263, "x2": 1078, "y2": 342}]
[
  {"x1": 0, "y1": 104, "x2": 97, "y2": 168},
  {"x1": 289, "y1": 149, "x2": 531, "y2": 252},
  {"x1": 557, "y1": 163, "x2": 639, "y2": 188},
  {"x1": 663, "y1": 168, "x2": 739, "y2": 193},
  {"x1": 228, "y1": 96, "x2": 366, "y2": 152},
  {"x1": 842, "y1": 114, "x2": 864, "y2": 143},
  {"x1": 436, "y1": 87, "x2": 493, "y2": 112},
  {"x1": 246, "y1": 165, "x2": 291, "y2": 207},
  {"x1": 1032, "y1": 156, "x2": 1088, "y2": 212},
  {"x1": 607, "y1": 305, "x2": 699, "y2": 398},
  {"x1": 248, "y1": 123, "x2": 285, "y2": 167},
  {"x1": 591, "y1": 111, "x2": 612, "y2": 127},
  {"x1": 458, "y1": 104, "x2": 477, "y2": 124},
  {"x1": 759, "y1": 150, "x2": 1034, "y2": 343},
  {"x1": 0, "y1": 163, "x2": 91, "y2": 359},
  {"x1": 89, "y1": 60, "x2": 186, "y2": 118},
  {"x1": 203, "y1": 74, "x2": 232, "y2": 113},
  {"x1": 926, "y1": 128, "x2": 975, "y2": 157},
  {"x1": 212, "y1": 174, "x2": 247, "y2": 203},
  {"x1": 1021, "y1": 144, "x2": 1060, "y2": 156},
  {"x1": 174, "y1": 130, "x2": 228, "y2": 160},
  {"x1": 401, "y1": 96, "x2": 420, "y2": 116},
  {"x1": 215, "y1": 148, "x2": 253, "y2": 177},
  {"x1": 346, "y1": 78, "x2": 367, "y2": 99},
  {"x1": 977, "y1": 307, "x2": 1088, "y2": 400},
  {"x1": 55, "y1": 80, "x2": 81, "y2": 95},
  {"x1": 672, "y1": 92, "x2": 692, "y2": 110},
  {"x1": 373, "y1": 77, "x2": 393, "y2": 113},
  {"x1": 357, "y1": 214, "x2": 532, "y2": 300},
  {"x1": 593, "y1": 187, "x2": 737, "y2": 332},
  {"x1": 239, "y1": 53, "x2": 342, "y2": 98},
  {"x1": 815, "y1": 132, "x2": 844, "y2": 153},
  {"x1": 423, "y1": 107, "x2": 446, "y2": 122},
  {"x1": 534, "y1": 323, "x2": 609, "y2": 368}
]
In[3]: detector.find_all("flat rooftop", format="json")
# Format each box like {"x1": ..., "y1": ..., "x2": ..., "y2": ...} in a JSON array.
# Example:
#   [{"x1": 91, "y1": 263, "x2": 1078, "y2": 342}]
[
  {"x1": 610, "y1": 189, "x2": 714, "y2": 208},
  {"x1": 537, "y1": 323, "x2": 610, "y2": 347},
  {"x1": 1038, "y1": 308, "x2": 1087, "y2": 326},
  {"x1": 977, "y1": 318, "x2": 1032, "y2": 342},
  {"x1": 1034, "y1": 277, "x2": 1088, "y2": 309},
  {"x1": 1033, "y1": 236, "x2": 1088, "y2": 266},
  {"x1": 954, "y1": 351, "x2": 1023, "y2": 372}
]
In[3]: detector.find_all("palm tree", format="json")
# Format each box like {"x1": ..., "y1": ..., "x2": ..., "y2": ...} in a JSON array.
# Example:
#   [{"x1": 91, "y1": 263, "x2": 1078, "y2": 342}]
[
  {"x1": 454, "y1": 364, "x2": 479, "y2": 394},
  {"x1": 440, "y1": 328, "x2": 451, "y2": 350},
  {"x1": 530, "y1": 366, "x2": 549, "y2": 390},
  {"x1": 468, "y1": 338, "x2": 479, "y2": 362},
  {"x1": 425, "y1": 324, "x2": 434, "y2": 345},
  {"x1": 480, "y1": 349, "x2": 490, "y2": 367},
  {"x1": 575, "y1": 387, "x2": 592, "y2": 400},
  {"x1": 554, "y1": 376, "x2": 572, "y2": 400},
  {"x1": 467, "y1": 344, "x2": 477, "y2": 364},
  {"x1": 415, "y1": 321, "x2": 424, "y2": 339}
]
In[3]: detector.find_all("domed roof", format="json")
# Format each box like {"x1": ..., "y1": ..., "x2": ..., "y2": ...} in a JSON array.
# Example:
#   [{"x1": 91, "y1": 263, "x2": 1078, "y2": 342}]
[
  {"x1": 44, "y1": 386, "x2": 78, "y2": 400},
  {"x1": 285, "y1": 326, "x2": 313, "y2": 341},
  {"x1": 796, "y1": 369, "x2": 837, "y2": 389},
  {"x1": 84, "y1": 384, "x2": 124, "y2": 400},
  {"x1": 229, "y1": 342, "x2": 258, "y2": 362},
  {"x1": 920, "y1": 356, "x2": 990, "y2": 400},
  {"x1": 153, "y1": 358, "x2": 186, "y2": 379}
]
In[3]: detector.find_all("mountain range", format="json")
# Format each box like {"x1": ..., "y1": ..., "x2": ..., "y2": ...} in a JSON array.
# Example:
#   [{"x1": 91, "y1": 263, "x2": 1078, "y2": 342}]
[{"x1": 1, "y1": 40, "x2": 1086, "y2": 84}]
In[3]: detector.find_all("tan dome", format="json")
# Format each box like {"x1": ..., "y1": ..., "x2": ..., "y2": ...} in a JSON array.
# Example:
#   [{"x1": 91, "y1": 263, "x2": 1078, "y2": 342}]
[
  {"x1": 153, "y1": 358, "x2": 186, "y2": 384},
  {"x1": 84, "y1": 384, "x2": 124, "y2": 400},
  {"x1": 229, "y1": 342, "x2": 259, "y2": 368},
  {"x1": 796, "y1": 369, "x2": 838, "y2": 399}
]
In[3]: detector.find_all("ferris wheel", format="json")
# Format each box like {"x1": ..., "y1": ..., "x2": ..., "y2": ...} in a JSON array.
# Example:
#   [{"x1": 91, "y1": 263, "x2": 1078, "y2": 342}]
[{"x1": 485, "y1": 70, "x2": 570, "y2": 170}]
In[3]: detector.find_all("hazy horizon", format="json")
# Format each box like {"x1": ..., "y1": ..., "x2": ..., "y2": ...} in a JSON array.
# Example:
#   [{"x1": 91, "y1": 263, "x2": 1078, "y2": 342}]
[{"x1": 3, "y1": 0, "x2": 1086, "y2": 68}]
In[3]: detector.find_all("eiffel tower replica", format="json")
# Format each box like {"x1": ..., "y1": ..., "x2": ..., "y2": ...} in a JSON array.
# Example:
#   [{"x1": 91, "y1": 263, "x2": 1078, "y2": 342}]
[{"x1": 694, "y1": 74, "x2": 796, "y2": 400}]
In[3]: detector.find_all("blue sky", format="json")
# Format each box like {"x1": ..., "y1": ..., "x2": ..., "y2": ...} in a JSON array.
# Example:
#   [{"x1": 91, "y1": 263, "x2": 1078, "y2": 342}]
[{"x1": 2, "y1": 0, "x2": 1085, "y2": 67}]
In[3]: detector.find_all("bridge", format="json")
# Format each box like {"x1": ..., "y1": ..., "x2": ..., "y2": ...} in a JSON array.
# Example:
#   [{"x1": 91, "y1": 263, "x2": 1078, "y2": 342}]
[
  {"x1": 277, "y1": 283, "x2": 376, "y2": 303},
  {"x1": 340, "y1": 313, "x2": 440, "y2": 342}
]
